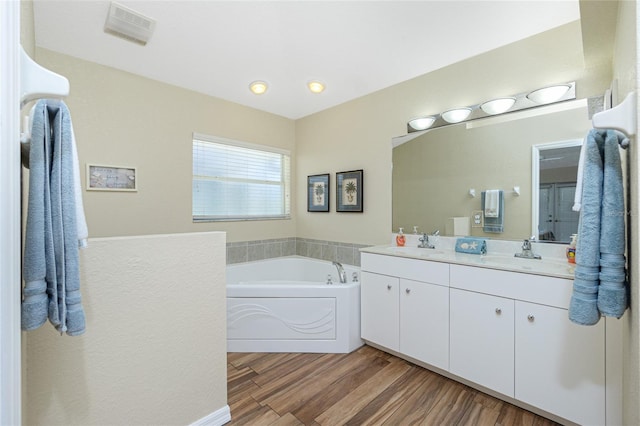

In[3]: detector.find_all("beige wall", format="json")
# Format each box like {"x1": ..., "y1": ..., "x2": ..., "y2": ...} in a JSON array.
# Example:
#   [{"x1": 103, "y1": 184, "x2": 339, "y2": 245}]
[
  {"x1": 24, "y1": 232, "x2": 227, "y2": 425},
  {"x1": 35, "y1": 48, "x2": 296, "y2": 243},
  {"x1": 611, "y1": 1, "x2": 639, "y2": 425},
  {"x1": 295, "y1": 20, "x2": 610, "y2": 246}
]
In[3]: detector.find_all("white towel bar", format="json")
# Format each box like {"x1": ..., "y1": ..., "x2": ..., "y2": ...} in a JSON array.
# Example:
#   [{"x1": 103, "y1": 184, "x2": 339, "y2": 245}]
[
  {"x1": 20, "y1": 46, "x2": 68, "y2": 108},
  {"x1": 592, "y1": 91, "x2": 636, "y2": 138}
]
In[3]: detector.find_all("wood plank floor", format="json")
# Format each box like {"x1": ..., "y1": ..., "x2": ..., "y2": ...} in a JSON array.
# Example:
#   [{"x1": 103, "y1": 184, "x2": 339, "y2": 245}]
[{"x1": 227, "y1": 345, "x2": 561, "y2": 426}]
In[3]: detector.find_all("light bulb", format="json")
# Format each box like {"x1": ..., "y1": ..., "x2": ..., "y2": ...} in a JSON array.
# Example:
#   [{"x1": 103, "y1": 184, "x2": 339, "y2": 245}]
[
  {"x1": 308, "y1": 81, "x2": 325, "y2": 94},
  {"x1": 249, "y1": 81, "x2": 268, "y2": 95},
  {"x1": 480, "y1": 98, "x2": 516, "y2": 115}
]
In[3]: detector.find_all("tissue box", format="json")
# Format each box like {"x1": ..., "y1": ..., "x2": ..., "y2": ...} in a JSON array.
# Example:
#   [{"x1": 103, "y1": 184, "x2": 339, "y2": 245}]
[{"x1": 446, "y1": 217, "x2": 470, "y2": 236}]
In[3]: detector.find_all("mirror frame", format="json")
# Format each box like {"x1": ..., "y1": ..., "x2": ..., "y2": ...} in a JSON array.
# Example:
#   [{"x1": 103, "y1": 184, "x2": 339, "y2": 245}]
[{"x1": 531, "y1": 138, "x2": 583, "y2": 241}]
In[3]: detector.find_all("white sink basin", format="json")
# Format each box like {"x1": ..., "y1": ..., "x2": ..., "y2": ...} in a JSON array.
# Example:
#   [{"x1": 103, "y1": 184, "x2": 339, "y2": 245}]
[
  {"x1": 385, "y1": 247, "x2": 446, "y2": 257},
  {"x1": 478, "y1": 254, "x2": 572, "y2": 275}
]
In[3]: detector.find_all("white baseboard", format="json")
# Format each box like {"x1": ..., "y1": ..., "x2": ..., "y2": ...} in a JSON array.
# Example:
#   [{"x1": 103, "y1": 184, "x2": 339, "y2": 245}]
[{"x1": 191, "y1": 405, "x2": 231, "y2": 426}]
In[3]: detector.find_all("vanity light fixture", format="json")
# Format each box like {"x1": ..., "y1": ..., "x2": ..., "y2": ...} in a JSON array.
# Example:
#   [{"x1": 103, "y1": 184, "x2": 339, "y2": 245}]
[
  {"x1": 408, "y1": 116, "x2": 436, "y2": 131},
  {"x1": 249, "y1": 80, "x2": 268, "y2": 95},
  {"x1": 441, "y1": 107, "x2": 472, "y2": 123},
  {"x1": 308, "y1": 80, "x2": 325, "y2": 94},
  {"x1": 480, "y1": 97, "x2": 516, "y2": 115},
  {"x1": 526, "y1": 84, "x2": 572, "y2": 104},
  {"x1": 406, "y1": 81, "x2": 576, "y2": 133}
]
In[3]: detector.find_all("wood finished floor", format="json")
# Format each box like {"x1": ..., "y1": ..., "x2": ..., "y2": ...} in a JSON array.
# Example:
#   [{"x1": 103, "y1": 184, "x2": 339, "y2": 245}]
[{"x1": 227, "y1": 345, "x2": 561, "y2": 426}]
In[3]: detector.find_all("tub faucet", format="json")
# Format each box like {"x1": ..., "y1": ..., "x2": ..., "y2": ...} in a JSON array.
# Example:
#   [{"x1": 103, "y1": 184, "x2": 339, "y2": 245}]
[
  {"x1": 514, "y1": 236, "x2": 542, "y2": 260},
  {"x1": 332, "y1": 261, "x2": 347, "y2": 284}
]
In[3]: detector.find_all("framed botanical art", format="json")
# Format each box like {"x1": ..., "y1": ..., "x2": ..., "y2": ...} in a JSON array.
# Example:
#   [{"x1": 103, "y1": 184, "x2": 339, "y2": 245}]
[
  {"x1": 307, "y1": 173, "x2": 330, "y2": 212},
  {"x1": 336, "y1": 169, "x2": 363, "y2": 212}
]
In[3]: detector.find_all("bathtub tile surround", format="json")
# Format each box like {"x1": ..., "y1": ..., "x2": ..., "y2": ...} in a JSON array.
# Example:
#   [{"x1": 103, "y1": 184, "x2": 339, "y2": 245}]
[
  {"x1": 226, "y1": 237, "x2": 368, "y2": 266},
  {"x1": 297, "y1": 238, "x2": 368, "y2": 266},
  {"x1": 226, "y1": 237, "x2": 296, "y2": 264}
]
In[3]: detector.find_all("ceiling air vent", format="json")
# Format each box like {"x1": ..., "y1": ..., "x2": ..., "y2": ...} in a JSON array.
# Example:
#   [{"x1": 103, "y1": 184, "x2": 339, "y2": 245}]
[{"x1": 104, "y1": 1, "x2": 156, "y2": 45}]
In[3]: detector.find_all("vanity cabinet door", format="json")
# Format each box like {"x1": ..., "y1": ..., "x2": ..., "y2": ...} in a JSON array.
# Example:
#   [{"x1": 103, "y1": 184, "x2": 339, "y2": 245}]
[
  {"x1": 515, "y1": 301, "x2": 605, "y2": 425},
  {"x1": 361, "y1": 272, "x2": 399, "y2": 351},
  {"x1": 450, "y1": 288, "x2": 515, "y2": 397},
  {"x1": 400, "y1": 279, "x2": 449, "y2": 371}
]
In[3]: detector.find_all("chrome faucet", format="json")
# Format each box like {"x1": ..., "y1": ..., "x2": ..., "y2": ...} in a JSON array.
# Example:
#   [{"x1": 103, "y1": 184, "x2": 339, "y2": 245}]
[
  {"x1": 418, "y1": 230, "x2": 439, "y2": 249},
  {"x1": 332, "y1": 261, "x2": 347, "y2": 283},
  {"x1": 514, "y1": 236, "x2": 542, "y2": 259}
]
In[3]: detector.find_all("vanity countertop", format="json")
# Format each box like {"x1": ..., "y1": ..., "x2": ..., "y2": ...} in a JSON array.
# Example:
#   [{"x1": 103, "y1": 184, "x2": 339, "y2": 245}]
[{"x1": 360, "y1": 244, "x2": 576, "y2": 280}]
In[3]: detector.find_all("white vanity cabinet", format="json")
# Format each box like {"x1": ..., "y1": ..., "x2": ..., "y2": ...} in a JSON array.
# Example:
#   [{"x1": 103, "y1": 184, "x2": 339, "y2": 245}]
[
  {"x1": 400, "y1": 278, "x2": 449, "y2": 370},
  {"x1": 361, "y1": 253, "x2": 449, "y2": 370},
  {"x1": 450, "y1": 264, "x2": 606, "y2": 426},
  {"x1": 360, "y1": 247, "x2": 619, "y2": 425},
  {"x1": 514, "y1": 300, "x2": 605, "y2": 426},
  {"x1": 449, "y1": 288, "x2": 515, "y2": 397}
]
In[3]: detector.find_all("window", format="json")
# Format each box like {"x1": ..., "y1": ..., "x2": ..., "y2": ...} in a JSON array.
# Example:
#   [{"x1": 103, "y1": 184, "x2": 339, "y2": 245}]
[{"x1": 192, "y1": 133, "x2": 291, "y2": 221}]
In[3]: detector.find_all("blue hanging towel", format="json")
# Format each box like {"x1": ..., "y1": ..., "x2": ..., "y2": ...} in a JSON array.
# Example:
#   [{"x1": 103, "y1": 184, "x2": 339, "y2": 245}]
[
  {"x1": 569, "y1": 129, "x2": 628, "y2": 326},
  {"x1": 22, "y1": 99, "x2": 86, "y2": 336}
]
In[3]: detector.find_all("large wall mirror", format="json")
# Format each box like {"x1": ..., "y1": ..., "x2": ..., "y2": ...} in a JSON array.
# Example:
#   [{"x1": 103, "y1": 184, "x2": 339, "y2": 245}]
[{"x1": 392, "y1": 99, "x2": 592, "y2": 242}]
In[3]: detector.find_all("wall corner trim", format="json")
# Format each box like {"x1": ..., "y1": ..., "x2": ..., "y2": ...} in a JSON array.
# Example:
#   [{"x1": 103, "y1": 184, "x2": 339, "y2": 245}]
[{"x1": 190, "y1": 406, "x2": 231, "y2": 426}]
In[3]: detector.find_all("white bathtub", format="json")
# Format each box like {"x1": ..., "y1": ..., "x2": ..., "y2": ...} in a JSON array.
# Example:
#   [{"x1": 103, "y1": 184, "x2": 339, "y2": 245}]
[{"x1": 227, "y1": 256, "x2": 363, "y2": 353}]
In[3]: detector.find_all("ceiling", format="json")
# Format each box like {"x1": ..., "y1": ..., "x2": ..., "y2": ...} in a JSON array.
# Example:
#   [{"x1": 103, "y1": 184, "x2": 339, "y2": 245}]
[{"x1": 33, "y1": 1, "x2": 581, "y2": 120}]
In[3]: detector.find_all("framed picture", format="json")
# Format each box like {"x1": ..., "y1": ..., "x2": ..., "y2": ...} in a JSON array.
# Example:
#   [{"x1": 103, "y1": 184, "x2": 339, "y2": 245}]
[
  {"x1": 86, "y1": 164, "x2": 137, "y2": 191},
  {"x1": 307, "y1": 173, "x2": 330, "y2": 212},
  {"x1": 336, "y1": 169, "x2": 363, "y2": 212}
]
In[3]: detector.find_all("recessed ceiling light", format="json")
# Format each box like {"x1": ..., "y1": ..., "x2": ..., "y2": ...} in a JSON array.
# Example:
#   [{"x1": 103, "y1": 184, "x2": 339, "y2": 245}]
[
  {"x1": 249, "y1": 81, "x2": 268, "y2": 95},
  {"x1": 308, "y1": 80, "x2": 325, "y2": 94}
]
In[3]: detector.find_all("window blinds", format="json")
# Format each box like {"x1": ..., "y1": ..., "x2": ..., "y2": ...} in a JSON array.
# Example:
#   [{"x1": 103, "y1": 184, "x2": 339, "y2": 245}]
[{"x1": 192, "y1": 133, "x2": 291, "y2": 221}]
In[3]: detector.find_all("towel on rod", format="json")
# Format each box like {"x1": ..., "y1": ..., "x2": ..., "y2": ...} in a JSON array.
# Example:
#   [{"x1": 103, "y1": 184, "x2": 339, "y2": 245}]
[
  {"x1": 481, "y1": 190, "x2": 504, "y2": 233},
  {"x1": 70, "y1": 125, "x2": 88, "y2": 248},
  {"x1": 22, "y1": 99, "x2": 86, "y2": 336},
  {"x1": 572, "y1": 134, "x2": 588, "y2": 212},
  {"x1": 569, "y1": 129, "x2": 628, "y2": 326},
  {"x1": 573, "y1": 130, "x2": 629, "y2": 212},
  {"x1": 22, "y1": 103, "x2": 88, "y2": 249},
  {"x1": 597, "y1": 130, "x2": 627, "y2": 317},
  {"x1": 484, "y1": 189, "x2": 500, "y2": 217}
]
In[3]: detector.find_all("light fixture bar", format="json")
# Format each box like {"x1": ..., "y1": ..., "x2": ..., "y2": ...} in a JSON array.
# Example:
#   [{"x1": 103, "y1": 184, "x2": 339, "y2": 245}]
[{"x1": 406, "y1": 81, "x2": 576, "y2": 133}]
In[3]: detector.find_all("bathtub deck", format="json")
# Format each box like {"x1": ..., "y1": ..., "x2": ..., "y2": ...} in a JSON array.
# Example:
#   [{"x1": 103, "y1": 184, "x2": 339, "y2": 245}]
[{"x1": 227, "y1": 345, "x2": 560, "y2": 426}]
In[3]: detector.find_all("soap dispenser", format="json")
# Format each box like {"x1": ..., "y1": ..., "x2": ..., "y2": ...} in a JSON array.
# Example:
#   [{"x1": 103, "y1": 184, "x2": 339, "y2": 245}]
[
  {"x1": 566, "y1": 234, "x2": 577, "y2": 264},
  {"x1": 396, "y1": 228, "x2": 406, "y2": 247}
]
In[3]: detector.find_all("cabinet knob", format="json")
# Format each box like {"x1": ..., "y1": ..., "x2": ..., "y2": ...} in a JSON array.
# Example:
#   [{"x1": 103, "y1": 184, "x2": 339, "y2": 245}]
[
  {"x1": 495, "y1": 308, "x2": 502, "y2": 315},
  {"x1": 405, "y1": 288, "x2": 411, "y2": 294},
  {"x1": 387, "y1": 284, "x2": 392, "y2": 290},
  {"x1": 528, "y1": 314, "x2": 535, "y2": 322}
]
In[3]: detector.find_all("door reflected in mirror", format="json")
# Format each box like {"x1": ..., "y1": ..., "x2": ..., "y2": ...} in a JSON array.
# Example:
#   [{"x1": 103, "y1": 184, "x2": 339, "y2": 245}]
[{"x1": 533, "y1": 141, "x2": 582, "y2": 243}]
